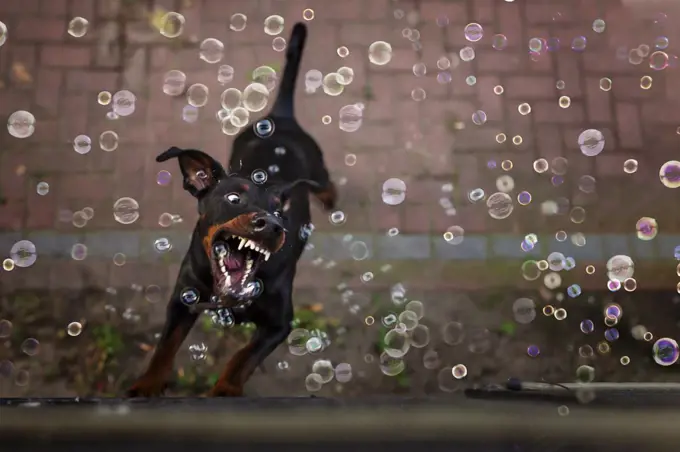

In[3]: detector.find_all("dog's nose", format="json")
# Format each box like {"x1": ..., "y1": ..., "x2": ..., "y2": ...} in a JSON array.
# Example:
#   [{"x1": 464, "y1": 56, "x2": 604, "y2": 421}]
[{"x1": 251, "y1": 214, "x2": 283, "y2": 234}]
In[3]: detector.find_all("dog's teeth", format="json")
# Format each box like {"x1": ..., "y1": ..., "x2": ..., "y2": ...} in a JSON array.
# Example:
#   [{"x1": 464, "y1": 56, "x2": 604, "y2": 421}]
[
  {"x1": 242, "y1": 264, "x2": 251, "y2": 283},
  {"x1": 264, "y1": 251, "x2": 271, "y2": 261},
  {"x1": 238, "y1": 237, "x2": 246, "y2": 250}
]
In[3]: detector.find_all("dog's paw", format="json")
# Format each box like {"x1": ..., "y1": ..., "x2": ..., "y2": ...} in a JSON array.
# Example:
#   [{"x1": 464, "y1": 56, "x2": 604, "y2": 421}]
[
  {"x1": 208, "y1": 381, "x2": 244, "y2": 397},
  {"x1": 126, "y1": 377, "x2": 168, "y2": 398}
]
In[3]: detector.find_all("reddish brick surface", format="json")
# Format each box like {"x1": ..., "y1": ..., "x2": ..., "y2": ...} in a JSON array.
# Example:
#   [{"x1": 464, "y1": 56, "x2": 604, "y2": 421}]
[{"x1": 0, "y1": 0, "x2": 678, "y2": 284}]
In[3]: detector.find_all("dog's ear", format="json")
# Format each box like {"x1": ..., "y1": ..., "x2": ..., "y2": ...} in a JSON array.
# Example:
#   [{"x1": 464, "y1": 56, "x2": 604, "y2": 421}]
[{"x1": 157, "y1": 147, "x2": 227, "y2": 198}]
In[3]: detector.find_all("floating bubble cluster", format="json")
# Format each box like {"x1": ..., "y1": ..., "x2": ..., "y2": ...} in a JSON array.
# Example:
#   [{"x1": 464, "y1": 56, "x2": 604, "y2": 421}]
[{"x1": 1, "y1": 3, "x2": 678, "y2": 397}]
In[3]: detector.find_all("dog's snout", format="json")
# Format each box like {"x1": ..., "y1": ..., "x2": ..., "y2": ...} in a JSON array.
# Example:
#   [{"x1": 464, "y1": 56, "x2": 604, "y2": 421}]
[{"x1": 252, "y1": 214, "x2": 283, "y2": 234}]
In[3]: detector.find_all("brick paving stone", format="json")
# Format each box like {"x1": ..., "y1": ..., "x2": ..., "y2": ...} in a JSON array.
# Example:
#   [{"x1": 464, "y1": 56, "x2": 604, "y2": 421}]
[{"x1": 0, "y1": 0, "x2": 679, "y2": 294}]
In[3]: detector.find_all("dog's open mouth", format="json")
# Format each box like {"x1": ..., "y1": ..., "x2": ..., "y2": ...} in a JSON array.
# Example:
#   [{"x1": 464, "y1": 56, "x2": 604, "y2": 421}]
[{"x1": 210, "y1": 233, "x2": 271, "y2": 301}]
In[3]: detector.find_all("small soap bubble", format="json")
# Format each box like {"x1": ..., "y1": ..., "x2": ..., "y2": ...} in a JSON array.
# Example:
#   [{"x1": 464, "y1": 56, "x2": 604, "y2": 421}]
[
  {"x1": 578, "y1": 129, "x2": 605, "y2": 157},
  {"x1": 0, "y1": 21, "x2": 6, "y2": 47},
  {"x1": 70, "y1": 243, "x2": 88, "y2": 261},
  {"x1": 580, "y1": 320, "x2": 594, "y2": 334},
  {"x1": 3, "y1": 259, "x2": 15, "y2": 271},
  {"x1": 163, "y1": 70, "x2": 187, "y2": 96},
  {"x1": 159, "y1": 12, "x2": 185, "y2": 38},
  {"x1": 492, "y1": 34, "x2": 508, "y2": 50},
  {"x1": 640, "y1": 75, "x2": 653, "y2": 90},
  {"x1": 21, "y1": 338, "x2": 40, "y2": 356},
  {"x1": 528, "y1": 37, "x2": 543, "y2": 52},
  {"x1": 67, "y1": 322, "x2": 83, "y2": 337},
  {"x1": 272, "y1": 37, "x2": 286, "y2": 52},
  {"x1": 605, "y1": 328, "x2": 620, "y2": 342},
  {"x1": 452, "y1": 364, "x2": 468, "y2": 379},
  {"x1": 187, "y1": 83, "x2": 209, "y2": 107},
  {"x1": 99, "y1": 130, "x2": 119, "y2": 152},
  {"x1": 189, "y1": 343, "x2": 208, "y2": 360},
  {"x1": 36, "y1": 182, "x2": 50, "y2": 196},
  {"x1": 7, "y1": 110, "x2": 36, "y2": 139},
  {"x1": 368, "y1": 41, "x2": 393, "y2": 66},
  {"x1": 623, "y1": 159, "x2": 638, "y2": 174},
  {"x1": 306, "y1": 336, "x2": 323, "y2": 353},
  {"x1": 156, "y1": 170, "x2": 172, "y2": 186},
  {"x1": 97, "y1": 91, "x2": 112, "y2": 105},
  {"x1": 527, "y1": 345, "x2": 540, "y2": 357},
  {"x1": 659, "y1": 160, "x2": 680, "y2": 188},
  {"x1": 217, "y1": 65, "x2": 234, "y2": 84},
  {"x1": 264, "y1": 15, "x2": 285, "y2": 36},
  {"x1": 599, "y1": 78, "x2": 612, "y2": 91},
  {"x1": 546, "y1": 37, "x2": 560, "y2": 52},
  {"x1": 571, "y1": 36, "x2": 587, "y2": 52},
  {"x1": 112, "y1": 90, "x2": 136, "y2": 116},
  {"x1": 655, "y1": 36, "x2": 669, "y2": 49},
  {"x1": 650, "y1": 51, "x2": 669, "y2": 70},
  {"x1": 68, "y1": 17, "x2": 89, "y2": 38},
  {"x1": 112, "y1": 253, "x2": 127, "y2": 266},
  {"x1": 322, "y1": 73, "x2": 344, "y2": 96},
  {"x1": 576, "y1": 365, "x2": 595, "y2": 382},
  {"x1": 592, "y1": 19, "x2": 606, "y2": 33},
  {"x1": 330, "y1": 211, "x2": 346, "y2": 225},
  {"x1": 463, "y1": 23, "x2": 483, "y2": 42},
  {"x1": 154, "y1": 238, "x2": 172, "y2": 253},
  {"x1": 229, "y1": 13, "x2": 247, "y2": 32},
  {"x1": 73, "y1": 135, "x2": 92, "y2": 154},
  {"x1": 254, "y1": 118, "x2": 275, "y2": 138},
  {"x1": 471, "y1": 110, "x2": 487, "y2": 125},
  {"x1": 459, "y1": 47, "x2": 475, "y2": 62},
  {"x1": 251, "y1": 169, "x2": 268, "y2": 184},
  {"x1": 636, "y1": 217, "x2": 658, "y2": 241},
  {"x1": 180, "y1": 288, "x2": 199, "y2": 305},
  {"x1": 305, "y1": 373, "x2": 324, "y2": 392},
  {"x1": 10, "y1": 240, "x2": 37, "y2": 268},
  {"x1": 653, "y1": 338, "x2": 680, "y2": 366}
]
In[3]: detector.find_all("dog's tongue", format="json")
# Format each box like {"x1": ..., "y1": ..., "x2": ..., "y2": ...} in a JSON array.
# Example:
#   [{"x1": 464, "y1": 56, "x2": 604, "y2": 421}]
[{"x1": 225, "y1": 252, "x2": 245, "y2": 270}]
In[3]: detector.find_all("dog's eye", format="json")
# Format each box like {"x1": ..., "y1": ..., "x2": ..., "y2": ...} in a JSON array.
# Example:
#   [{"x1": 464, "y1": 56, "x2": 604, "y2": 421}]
[
  {"x1": 196, "y1": 170, "x2": 208, "y2": 179},
  {"x1": 225, "y1": 193, "x2": 241, "y2": 204}
]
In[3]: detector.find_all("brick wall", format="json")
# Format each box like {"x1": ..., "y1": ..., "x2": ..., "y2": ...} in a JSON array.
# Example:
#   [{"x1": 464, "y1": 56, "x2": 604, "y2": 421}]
[{"x1": 0, "y1": 0, "x2": 679, "y2": 292}]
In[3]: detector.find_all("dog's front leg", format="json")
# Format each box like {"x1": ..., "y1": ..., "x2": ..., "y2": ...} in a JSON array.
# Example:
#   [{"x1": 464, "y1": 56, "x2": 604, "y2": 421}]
[
  {"x1": 127, "y1": 300, "x2": 198, "y2": 397},
  {"x1": 209, "y1": 324, "x2": 291, "y2": 397}
]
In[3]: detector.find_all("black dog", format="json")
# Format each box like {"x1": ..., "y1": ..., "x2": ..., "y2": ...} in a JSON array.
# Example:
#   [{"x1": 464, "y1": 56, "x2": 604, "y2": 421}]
[{"x1": 127, "y1": 22, "x2": 336, "y2": 397}]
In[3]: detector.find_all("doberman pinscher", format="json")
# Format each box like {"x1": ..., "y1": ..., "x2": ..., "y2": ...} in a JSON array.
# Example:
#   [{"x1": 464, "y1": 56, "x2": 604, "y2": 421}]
[{"x1": 127, "y1": 22, "x2": 337, "y2": 397}]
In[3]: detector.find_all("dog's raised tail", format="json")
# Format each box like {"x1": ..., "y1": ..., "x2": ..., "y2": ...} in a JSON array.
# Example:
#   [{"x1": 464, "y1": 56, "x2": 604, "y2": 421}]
[{"x1": 270, "y1": 22, "x2": 307, "y2": 118}]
